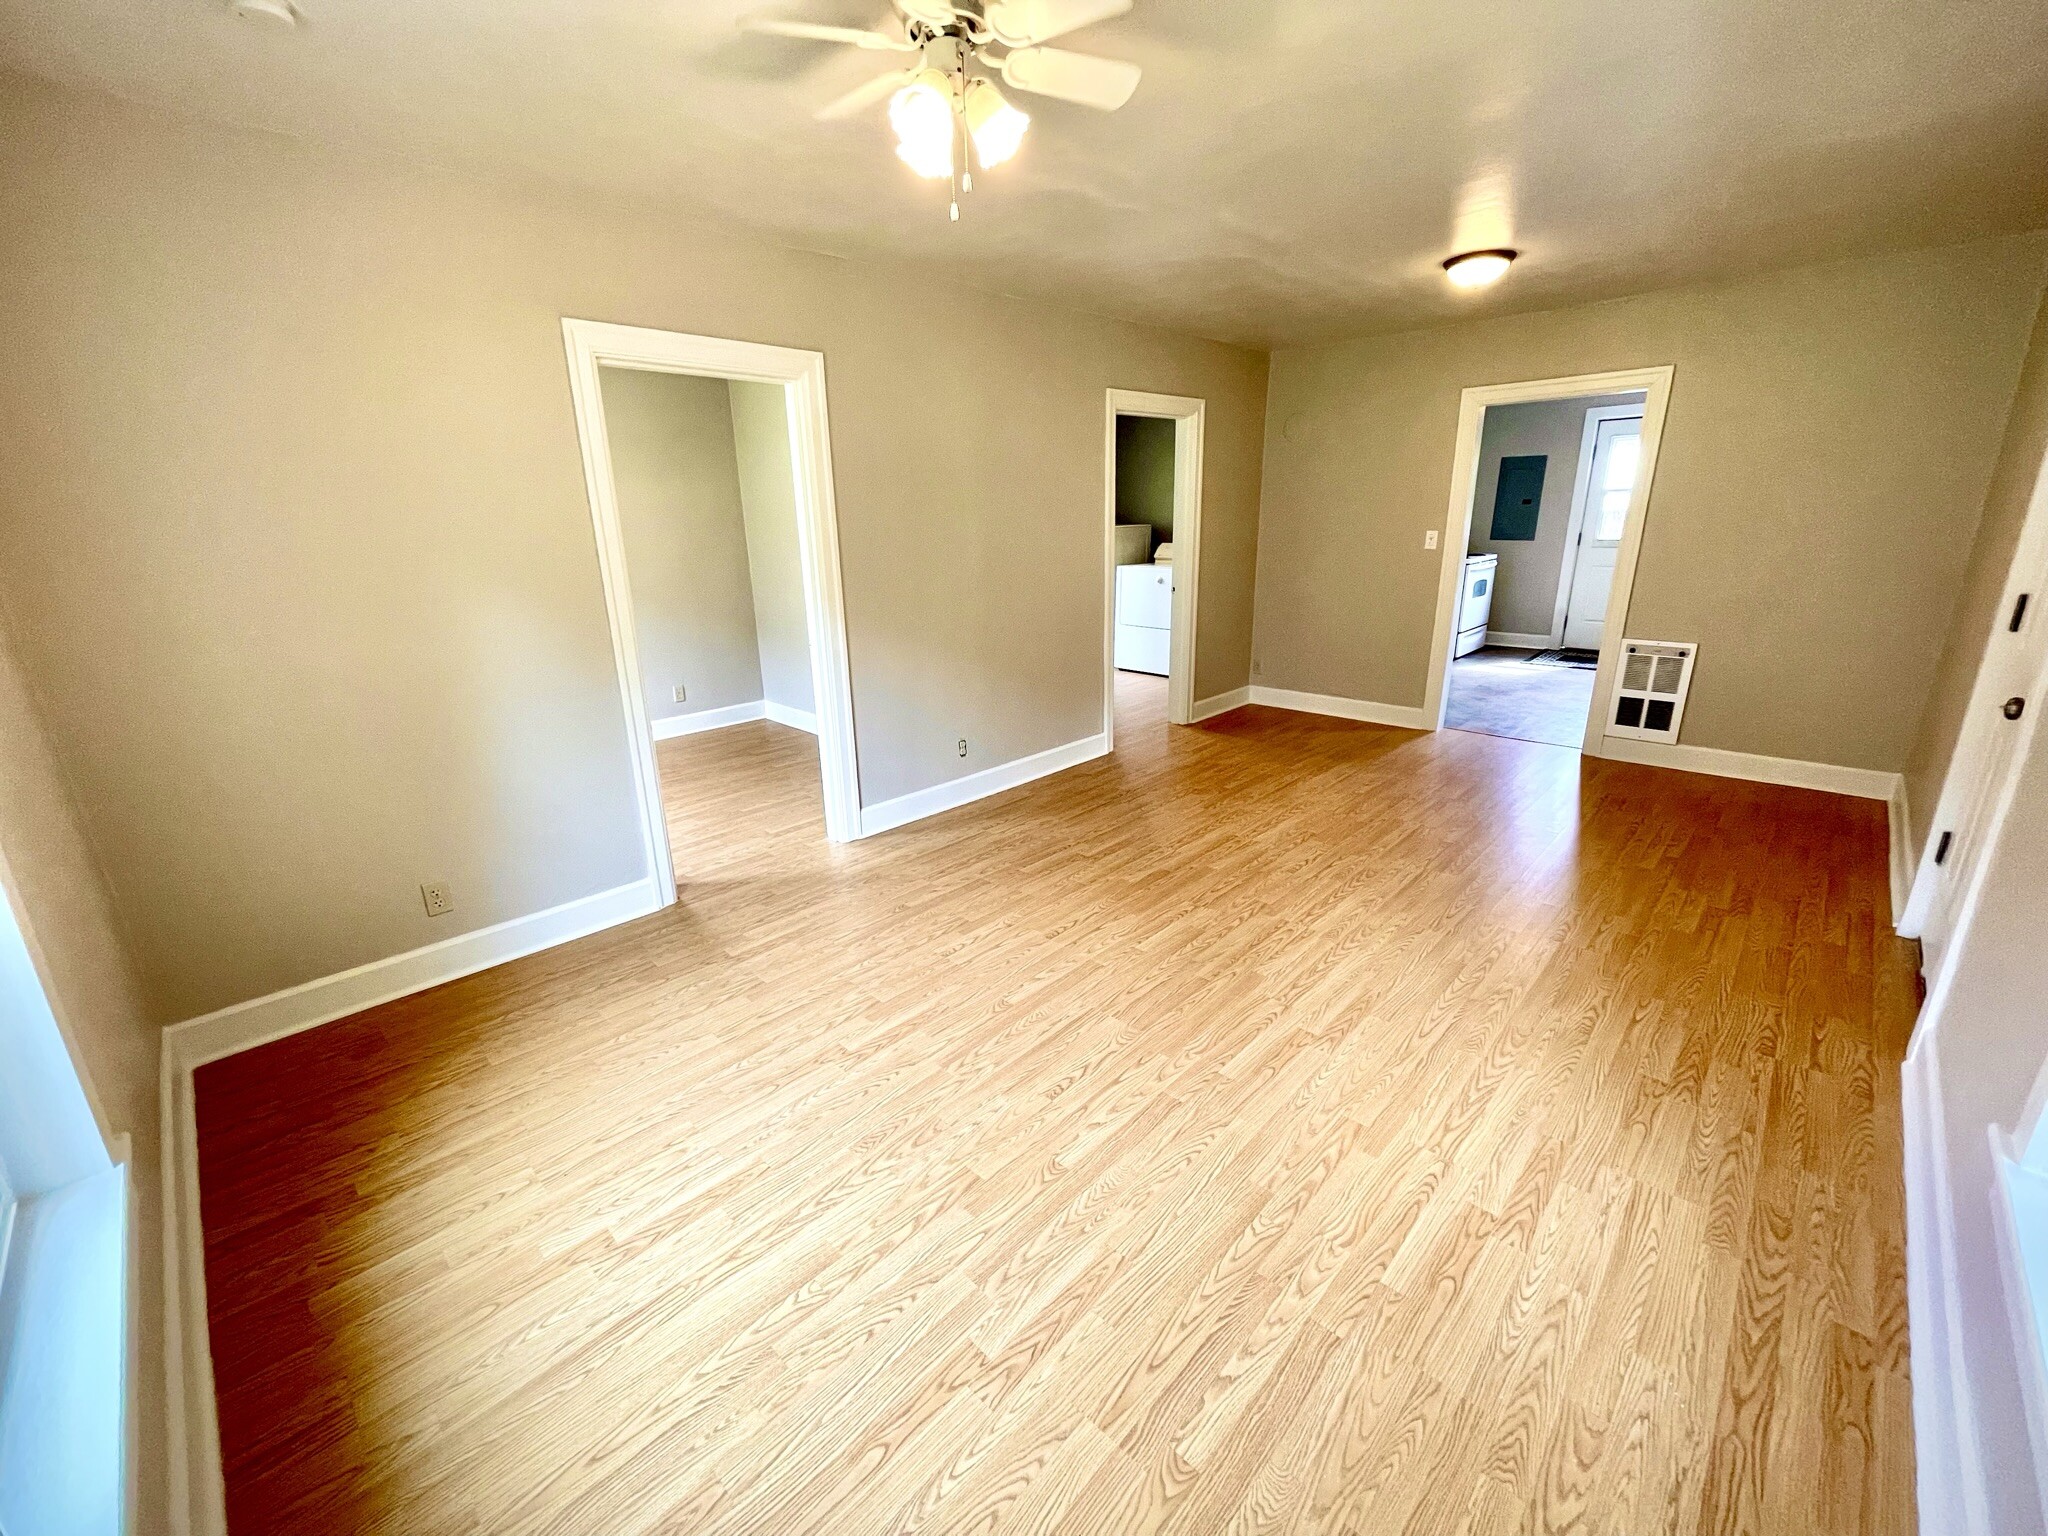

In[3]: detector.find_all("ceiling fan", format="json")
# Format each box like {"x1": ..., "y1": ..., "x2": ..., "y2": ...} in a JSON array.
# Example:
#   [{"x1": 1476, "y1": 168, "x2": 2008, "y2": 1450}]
[{"x1": 740, "y1": 0, "x2": 1142, "y2": 217}]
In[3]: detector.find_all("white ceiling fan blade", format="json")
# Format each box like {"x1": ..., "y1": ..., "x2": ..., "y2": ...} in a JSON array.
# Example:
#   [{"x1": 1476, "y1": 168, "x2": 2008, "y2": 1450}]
[
  {"x1": 1000, "y1": 46, "x2": 1141, "y2": 110},
  {"x1": 814, "y1": 67, "x2": 915, "y2": 120},
  {"x1": 739, "y1": 16, "x2": 912, "y2": 50},
  {"x1": 895, "y1": 0, "x2": 960, "y2": 26},
  {"x1": 984, "y1": 0, "x2": 1131, "y2": 47}
]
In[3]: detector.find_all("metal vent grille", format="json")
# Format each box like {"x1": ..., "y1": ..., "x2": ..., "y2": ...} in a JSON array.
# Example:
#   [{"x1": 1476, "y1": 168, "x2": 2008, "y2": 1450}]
[{"x1": 1606, "y1": 640, "x2": 1696, "y2": 743}]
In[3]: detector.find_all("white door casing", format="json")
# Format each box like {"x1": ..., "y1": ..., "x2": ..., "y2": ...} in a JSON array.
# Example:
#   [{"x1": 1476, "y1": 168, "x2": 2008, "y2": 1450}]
[
  {"x1": 561, "y1": 319, "x2": 864, "y2": 901},
  {"x1": 1900, "y1": 423, "x2": 2048, "y2": 1021},
  {"x1": 1102, "y1": 390, "x2": 1206, "y2": 743},
  {"x1": 1423, "y1": 367, "x2": 1673, "y2": 755}
]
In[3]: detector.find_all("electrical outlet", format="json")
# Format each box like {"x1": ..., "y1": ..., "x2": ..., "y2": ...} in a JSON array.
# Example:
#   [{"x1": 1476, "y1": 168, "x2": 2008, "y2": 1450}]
[
  {"x1": 420, "y1": 882, "x2": 454, "y2": 917},
  {"x1": 673, "y1": 683, "x2": 688, "y2": 703},
  {"x1": 1424, "y1": 529, "x2": 1439, "y2": 550},
  {"x1": 1253, "y1": 657, "x2": 1264, "y2": 678},
  {"x1": 957, "y1": 738, "x2": 969, "y2": 758}
]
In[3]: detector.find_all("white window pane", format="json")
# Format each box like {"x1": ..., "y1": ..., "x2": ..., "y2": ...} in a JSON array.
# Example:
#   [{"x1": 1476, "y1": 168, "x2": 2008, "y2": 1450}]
[
  {"x1": 1603, "y1": 433, "x2": 1641, "y2": 493},
  {"x1": 1595, "y1": 490, "x2": 1629, "y2": 541}
]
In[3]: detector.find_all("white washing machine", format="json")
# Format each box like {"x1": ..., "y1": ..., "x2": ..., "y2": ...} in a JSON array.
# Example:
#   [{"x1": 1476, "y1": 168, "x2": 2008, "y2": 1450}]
[
  {"x1": 1455, "y1": 553, "x2": 1497, "y2": 658},
  {"x1": 1114, "y1": 562, "x2": 1173, "y2": 675}
]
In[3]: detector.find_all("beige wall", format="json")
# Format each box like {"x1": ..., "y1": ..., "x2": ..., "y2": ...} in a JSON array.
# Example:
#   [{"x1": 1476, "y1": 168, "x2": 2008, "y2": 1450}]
[
  {"x1": 1255, "y1": 235, "x2": 2048, "y2": 770},
  {"x1": 0, "y1": 615, "x2": 166, "y2": 1536},
  {"x1": 728, "y1": 381, "x2": 814, "y2": 718},
  {"x1": 1905, "y1": 289, "x2": 2048, "y2": 860},
  {"x1": 601, "y1": 367, "x2": 765, "y2": 725},
  {"x1": 1467, "y1": 392, "x2": 1645, "y2": 640},
  {"x1": 0, "y1": 73, "x2": 1268, "y2": 1023}
]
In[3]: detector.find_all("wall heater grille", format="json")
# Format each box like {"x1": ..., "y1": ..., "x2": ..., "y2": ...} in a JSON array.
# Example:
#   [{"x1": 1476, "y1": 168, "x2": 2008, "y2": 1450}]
[{"x1": 1605, "y1": 639, "x2": 1696, "y2": 743}]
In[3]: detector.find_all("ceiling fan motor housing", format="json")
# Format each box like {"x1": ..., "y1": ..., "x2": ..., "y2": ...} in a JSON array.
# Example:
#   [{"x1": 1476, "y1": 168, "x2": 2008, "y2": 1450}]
[{"x1": 921, "y1": 33, "x2": 968, "y2": 75}]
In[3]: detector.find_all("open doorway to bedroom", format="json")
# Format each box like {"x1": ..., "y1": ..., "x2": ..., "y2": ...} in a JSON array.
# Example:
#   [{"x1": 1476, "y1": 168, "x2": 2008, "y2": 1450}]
[
  {"x1": 1424, "y1": 368, "x2": 1674, "y2": 753},
  {"x1": 563, "y1": 321, "x2": 861, "y2": 903}
]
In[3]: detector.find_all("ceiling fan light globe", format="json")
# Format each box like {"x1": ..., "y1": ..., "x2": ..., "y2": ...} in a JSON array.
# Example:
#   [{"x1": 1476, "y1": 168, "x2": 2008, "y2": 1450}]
[
  {"x1": 889, "y1": 73, "x2": 956, "y2": 180},
  {"x1": 964, "y1": 79, "x2": 1029, "y2": 168}
]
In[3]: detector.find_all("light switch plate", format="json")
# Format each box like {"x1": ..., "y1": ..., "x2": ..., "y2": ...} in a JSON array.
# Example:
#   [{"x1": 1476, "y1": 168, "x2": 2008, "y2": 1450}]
[{"x1": 1424, "y1": 530, "x2": 1440, "y2": 550}]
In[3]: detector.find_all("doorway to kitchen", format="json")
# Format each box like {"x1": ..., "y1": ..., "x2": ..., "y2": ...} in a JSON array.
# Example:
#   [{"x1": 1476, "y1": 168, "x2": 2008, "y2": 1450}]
[{"x1": 1425, "y1": 368, "x2": 1673, "y2": 752}]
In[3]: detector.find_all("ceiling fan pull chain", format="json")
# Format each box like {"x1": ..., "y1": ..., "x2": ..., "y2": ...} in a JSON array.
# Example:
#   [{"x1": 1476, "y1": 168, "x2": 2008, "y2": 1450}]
[
  {"x1": 957, "y1": 77, "x2": 969, "y2": 194},
  {"x1": 951, "y1": 104, "x2": 965, "y2": 219}
]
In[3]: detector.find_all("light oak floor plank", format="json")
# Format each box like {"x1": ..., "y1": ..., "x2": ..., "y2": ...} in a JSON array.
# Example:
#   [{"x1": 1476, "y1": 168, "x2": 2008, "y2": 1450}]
[{"x1": 195, "y1": 672, "x2": 1918, "y2": 1535}]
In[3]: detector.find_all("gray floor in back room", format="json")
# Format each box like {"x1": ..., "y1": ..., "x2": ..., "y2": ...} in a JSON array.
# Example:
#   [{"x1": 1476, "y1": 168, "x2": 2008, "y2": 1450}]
[{"x1": 1444, "y1": 646, "x2": 1596, "y2": 748}]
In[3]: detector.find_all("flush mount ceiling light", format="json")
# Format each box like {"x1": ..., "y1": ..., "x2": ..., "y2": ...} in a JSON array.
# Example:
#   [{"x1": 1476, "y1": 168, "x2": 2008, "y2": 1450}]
[
  {"x1": 228, "y1": 0, "x2": 300, "y2": 24},
  {"x1": 1442, "y1": 249, "x2": 1518, "y2": 289},
  {"x1": 742, "y1": 0, "x2": 1140, "y2": 220}
]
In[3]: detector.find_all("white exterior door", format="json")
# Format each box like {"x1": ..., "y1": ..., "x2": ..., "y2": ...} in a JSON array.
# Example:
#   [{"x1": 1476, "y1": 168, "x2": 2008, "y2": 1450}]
[{"x1": 1562, "y1": 415, "x2": 1642, "y2": 651}]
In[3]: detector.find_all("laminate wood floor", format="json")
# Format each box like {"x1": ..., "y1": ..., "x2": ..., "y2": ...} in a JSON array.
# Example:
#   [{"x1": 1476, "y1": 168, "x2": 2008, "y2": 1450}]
[{"x1": 195, "y1": 672, "x2": 1917, "y2": 1535}]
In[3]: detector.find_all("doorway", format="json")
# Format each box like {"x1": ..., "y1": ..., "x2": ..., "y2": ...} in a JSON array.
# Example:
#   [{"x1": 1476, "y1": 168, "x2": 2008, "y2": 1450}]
[
  {"x1": 1424, "y1": 367, "x2": 1675, "y2": 754},
  {"x1": 1102, "y1": 389, "x2": 1204, "y2": 749},
  {"x1": 562, "y1": 321, "x2": 861, "y2": 904}
]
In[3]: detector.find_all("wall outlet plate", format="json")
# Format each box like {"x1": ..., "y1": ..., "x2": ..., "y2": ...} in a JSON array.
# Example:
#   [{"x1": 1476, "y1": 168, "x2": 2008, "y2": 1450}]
[
  {"x1": 420, "y1": 882, "x2": 454, "y2": 917},
  {"x1": 1424, "y1": 529, "x2": 1440, "y2": 550},
  {"x1": 673, "y1": 683, "x2": 688, "y2": 702},
  {"x1": 957, "y1": 738, "x2": 968, "y2": 758}
]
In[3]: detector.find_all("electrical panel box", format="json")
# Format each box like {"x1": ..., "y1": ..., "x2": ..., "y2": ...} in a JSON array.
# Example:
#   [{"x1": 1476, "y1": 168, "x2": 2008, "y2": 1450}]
[{"x1": 1489, "y1": 455, "x2": 1547, "y2": 541}]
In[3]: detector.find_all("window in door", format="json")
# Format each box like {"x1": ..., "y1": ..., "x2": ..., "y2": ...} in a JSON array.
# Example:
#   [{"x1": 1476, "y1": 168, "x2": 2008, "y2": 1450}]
[{"x1": 1591, "y1": 428, "x2": 1642, "y2": 543}]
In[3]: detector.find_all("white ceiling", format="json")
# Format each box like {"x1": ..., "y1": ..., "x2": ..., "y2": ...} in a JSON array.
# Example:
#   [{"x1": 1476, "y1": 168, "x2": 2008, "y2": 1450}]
[{"x1": 2, "y1": 0, "x2": 2044, "y2": 349}]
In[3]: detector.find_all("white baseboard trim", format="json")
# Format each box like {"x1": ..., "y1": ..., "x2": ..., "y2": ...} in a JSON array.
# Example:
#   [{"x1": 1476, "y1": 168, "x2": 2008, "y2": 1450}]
[
  {"x1": 650, "y1": 701, "x2": 765, "y2": 739},
  {"x1": 1247, "y1": 686, "x2": 1430, "y2": 731},
  {"x1": 859, "y1": 733, "x2": 1108, "y2": 838},
  {"x1": 1190, "y1": 686, "x2": 1251, "y2": 722},
  {"x1": 158, "y1": 873, "x2": 662, "y2": 1536},
  {"x1": 1890, "y1": 778, "x2": 1916, "y2": 930},
  {"x1": 1596, "y1": 736, "x2": 1902, "y2": 803},
  {"x1": 764, "y1": 701, "x2": 819, "y2": 735},
  {"x1": 164, "y1": 877, "x2": 661, "y2": 1071},
  {"x1": 1903, "y1": 1040, "x2": 1993, "y2": 1536},
  {"x1": 1484, "y1": 630, "x2": 1554, "y2": 650}
]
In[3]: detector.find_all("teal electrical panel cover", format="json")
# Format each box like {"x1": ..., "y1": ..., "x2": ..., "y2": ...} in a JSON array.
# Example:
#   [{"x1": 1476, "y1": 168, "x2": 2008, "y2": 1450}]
[{"x1": 1489, "y1": 455, "x2": 1546, "y2": 541}]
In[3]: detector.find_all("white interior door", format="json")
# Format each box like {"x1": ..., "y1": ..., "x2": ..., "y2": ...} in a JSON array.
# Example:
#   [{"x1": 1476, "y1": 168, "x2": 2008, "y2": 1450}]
[
  {"x1": 1921, "y1": 559, "x2": 2047, "y2": 966},
  {"x1": 1562, "y1": 416, "x2": 1642, "y2": 651}
]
